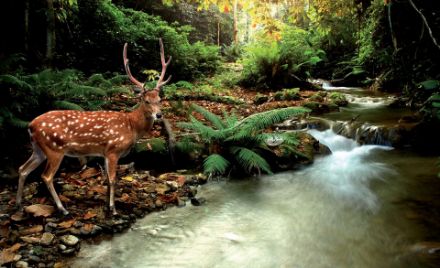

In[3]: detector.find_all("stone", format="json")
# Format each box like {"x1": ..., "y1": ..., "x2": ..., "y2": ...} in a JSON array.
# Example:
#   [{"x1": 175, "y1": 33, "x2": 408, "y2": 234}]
[
  {"x1": 60, "y1": 248, "x2": 76, "y2": 255},
  {"x1": 28, "y1": 255, "x2": 41, "y2": 263},
  {"x1": 58, "y1": 244, "x2": 67, "y2": 251},
  {"x1": 40, "y1": 233, "x2": 55, "y2": 246},
  {"x1": 177, "y1": 198, "x2": 186, "y2": 208},
  {"x1": 166, "y1": 181, "x2": 179, "y2": 191},
  {"x1": 15, "y1": 261, "x2": 29, "y2": 268},
  {"x1": 155, "y1": 199, "x2": 163, "y2": 208},
  {"x1": 191, "y1": 197, "x2": 206, "y2": 206},
  {"x1": 59, "y1": 235, "x2": 80, "y2": 247},
  {"x1": 188, "y1": 186, "x2": 198, "y2": 197}
]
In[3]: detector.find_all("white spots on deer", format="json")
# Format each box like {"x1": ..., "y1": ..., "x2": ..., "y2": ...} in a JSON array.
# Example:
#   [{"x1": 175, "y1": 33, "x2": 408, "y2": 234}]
[{"x1": 42, "y1": 122, "x2": 47, "y2": 127}]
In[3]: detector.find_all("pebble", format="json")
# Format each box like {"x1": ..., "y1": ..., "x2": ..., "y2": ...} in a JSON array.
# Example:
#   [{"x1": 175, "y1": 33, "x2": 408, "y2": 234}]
[
  {"x1": 15, "y1": 261, "x2": 29, "y2": 268},
  {"x1": 59, "y1": 235, "x2": 80, "y2": 247},
  {"x1": 191, "y1": 197, "x2": 206, "y2": 206},
  {"x1": 40, "y1": 232, "x2": 55, "y2": 246},
  {"x1": 44, "y1": 222, "x2": 58, "y2": 232},
  {"x1": 28, "y1": 255, "x2": 41, "y2": 263},
  {"x1": 177, "y1": 199, "x2": 186, "y2": 207}
]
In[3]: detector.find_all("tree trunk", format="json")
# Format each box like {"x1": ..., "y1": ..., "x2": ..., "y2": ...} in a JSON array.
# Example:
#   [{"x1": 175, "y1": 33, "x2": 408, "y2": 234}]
[
  {"x1": 233, "y1": 0, "x2": 238, "y2": 44},
  {"x1": 45, "y1": 0, "x2": 56, "y2": 66},
  {"x1": 217, "y1": 20, "x2": 220, "y2": 46},
  {"x1": 24, "y1": 0, "x2": 29, "y2": 53}
]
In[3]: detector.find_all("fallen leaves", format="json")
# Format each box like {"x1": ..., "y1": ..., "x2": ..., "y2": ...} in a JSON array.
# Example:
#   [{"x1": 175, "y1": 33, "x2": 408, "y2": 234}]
[
  {"x1": 0, "y1": 243, "x2": 21, "y2": 265},
  {"x1": 24, "y1": 204, "x2": 55, "y2": 217},
  {"x1": 83, "y1": 211, "x2": 97, "y2": 220}
]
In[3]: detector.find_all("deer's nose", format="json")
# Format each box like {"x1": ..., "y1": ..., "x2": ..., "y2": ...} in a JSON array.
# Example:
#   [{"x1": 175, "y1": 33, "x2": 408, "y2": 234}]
[{"x1": 156, "y1": 113, "x2": 162, "y2": 119}]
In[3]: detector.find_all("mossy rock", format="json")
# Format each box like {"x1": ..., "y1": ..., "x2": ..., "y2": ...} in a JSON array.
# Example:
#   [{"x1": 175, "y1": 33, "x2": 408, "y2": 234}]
[
  {"x1": 302, "y1": 101, "x2": 330, "y2": 114},
  {"x1": 328, "y1": 92, "x2": 348, "y2": 106},
  {"x1": 273, "y1": 88, "x2": 301, "y2": 101}
]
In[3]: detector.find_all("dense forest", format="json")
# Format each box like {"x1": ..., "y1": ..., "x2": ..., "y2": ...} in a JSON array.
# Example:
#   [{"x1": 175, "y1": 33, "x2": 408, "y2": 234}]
[{"x1": 0, "y1": 0, "x2": 440, "y2": 267}]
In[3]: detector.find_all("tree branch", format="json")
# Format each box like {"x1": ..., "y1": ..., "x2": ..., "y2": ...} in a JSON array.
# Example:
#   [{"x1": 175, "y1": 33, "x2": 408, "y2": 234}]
[{"x1": 408, "y1": 0, "x2": 440, "y2": 51}]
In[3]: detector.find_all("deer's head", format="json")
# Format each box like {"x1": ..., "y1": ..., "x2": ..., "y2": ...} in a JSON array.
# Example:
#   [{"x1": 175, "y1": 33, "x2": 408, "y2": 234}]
[{"x1": 123, "y1": 39, "x2": 172, "y2": 120}]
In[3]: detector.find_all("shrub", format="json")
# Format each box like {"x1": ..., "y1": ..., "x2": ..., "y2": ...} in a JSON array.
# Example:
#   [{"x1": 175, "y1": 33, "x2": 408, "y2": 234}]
[
  {"x1": 177, "y1": 104, "x2": 310, "y2": 176},
  {"x1": 240, "y1": 27, "x2": 326, "y2": 90}
]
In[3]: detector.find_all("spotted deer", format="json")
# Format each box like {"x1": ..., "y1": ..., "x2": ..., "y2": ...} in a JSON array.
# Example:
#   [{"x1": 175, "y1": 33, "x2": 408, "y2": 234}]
[{"x1": 16, "y1": 39, "x2": 171, "y2": 216}]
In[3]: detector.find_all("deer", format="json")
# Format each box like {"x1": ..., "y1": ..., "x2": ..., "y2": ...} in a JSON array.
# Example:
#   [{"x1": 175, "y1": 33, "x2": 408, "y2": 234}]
[{"x1": 16, "y1": 39, "x2": 171, "y2": 216}]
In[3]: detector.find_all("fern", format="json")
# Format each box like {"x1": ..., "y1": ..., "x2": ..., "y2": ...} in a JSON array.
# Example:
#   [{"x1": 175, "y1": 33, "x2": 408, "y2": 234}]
[
  {"x1": 0, "y1": 74, "x2": 33, "y2": 91},
  {"x1": 7, "y1": 115, "x2": 29, "y2": 128},
  {"x1": 177, "y1": 116, "x2": 223, "y2": 142},
  {"x1": 230, "y1": 147, "x2": 272, "y2": 175},
  {"x1": 229, "y1": 107, "x2": 310, "y2": 141},
  {"x1": 176, "y1": 138, "x2": 204, "y2": 153},
  {"x1": 203, "y1": 154, "x2": 230, "y2": 175},
  {"x1": 53, "y1": 100, "x2": 84, "y2": 111},
  {"x1": 191, "y1": 104, "x2": 226, "y2": 129}
]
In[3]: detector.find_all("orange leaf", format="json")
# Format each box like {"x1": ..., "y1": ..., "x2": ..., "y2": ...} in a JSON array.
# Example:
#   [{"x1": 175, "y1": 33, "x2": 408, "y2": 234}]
[
  {"x1": 0, "y1": 243, "x2": 21, "y2": 265},
  {"x1": 58, "y1": 219, "x2": 75, "y2": 229},
  {"x1": 83, "y1": 211, "x2": 97, "y2": 220},
  {"x1": 223, "y1": 4, "x2": 230, "y2": 13},
  {"x1": 24, "y1": 204, "x2": 55, "y2": 217}
]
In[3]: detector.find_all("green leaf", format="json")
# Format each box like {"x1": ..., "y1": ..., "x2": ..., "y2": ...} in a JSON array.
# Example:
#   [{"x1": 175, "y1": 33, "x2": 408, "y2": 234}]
[
  {"x1": 53, "y1": 100, "x2": 84, "y2": 111},
  {"x1": 191, "y1": 104, "x2": 226, "y2": 129},
  {"x1": 432, "y1": 102, "x2": 440, "y2": 108},
  {"x1": 203, "y1": 154, "x2": 230, "y2": 175},
  {"x1": 230, "y1": 147, "x2": 272, "y2": 175},
  {"x1": 419, "y1": 80, "x2": 440, "y2": 90}
]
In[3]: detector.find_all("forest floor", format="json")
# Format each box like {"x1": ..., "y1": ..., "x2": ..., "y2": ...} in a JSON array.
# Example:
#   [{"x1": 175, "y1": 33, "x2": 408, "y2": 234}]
[{"x1": 0, "y1": 63, "x2": 333, "y2": 267}]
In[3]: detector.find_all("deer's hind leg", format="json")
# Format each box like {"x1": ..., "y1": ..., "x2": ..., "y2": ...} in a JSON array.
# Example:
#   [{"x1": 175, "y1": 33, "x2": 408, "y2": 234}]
[{"x1": 17, "y1": 142, "x2": 46, "y2": 209}]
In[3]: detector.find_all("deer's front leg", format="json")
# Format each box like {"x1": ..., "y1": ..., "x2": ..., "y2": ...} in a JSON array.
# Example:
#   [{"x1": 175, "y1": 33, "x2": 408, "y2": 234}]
[
  {"x1": 41, "y1": 153, "x2": 68, "y2": 215},
  {"x1": 105, "y1": 154, "x2": 119, "y2": 216}
]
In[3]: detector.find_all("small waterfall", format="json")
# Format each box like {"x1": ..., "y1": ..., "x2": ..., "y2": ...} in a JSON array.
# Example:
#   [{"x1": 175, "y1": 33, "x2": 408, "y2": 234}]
[{"x1": 307, "y1": 129, "x2": 393, "y2": 211}]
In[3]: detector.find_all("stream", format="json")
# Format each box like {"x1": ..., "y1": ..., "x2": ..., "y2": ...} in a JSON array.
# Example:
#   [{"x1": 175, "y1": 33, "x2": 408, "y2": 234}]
[{"x1": 71, "y1": 87, "x2": 440, "y2": 268}]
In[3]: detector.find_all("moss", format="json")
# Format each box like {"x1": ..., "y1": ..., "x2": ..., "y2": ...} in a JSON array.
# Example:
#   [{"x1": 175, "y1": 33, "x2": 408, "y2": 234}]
[{"x1": 273, "y1": 88, "x2": 301, "y2": 101}]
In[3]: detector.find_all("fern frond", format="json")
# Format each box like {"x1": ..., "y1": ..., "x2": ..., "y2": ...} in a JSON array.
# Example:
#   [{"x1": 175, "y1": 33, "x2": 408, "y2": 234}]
[
  {"x1": 203, "y1": 153, "x2": 230, "y2": 175},
  {"x1": 230, "y1": 146, "x2": 272, "y2": 175},
  {"x1": 176, "y1": 136, "x2": 204, "y2": 153},
  {"x1": 67, "y1": 85, "x2": 107, "y2": 97},
  {"x1": 87, "y1": 73, "x2": 112, "y2": 87},
  {"x1": 7, "y1": 115, "x2": 29, "y2": 128},
  {"x1": 106, "y1": 86, "x2": 131, "y2": 95},
  {"x1": 109, "y1": 74, "x2": 128, "y2": 85},
  {"x1": 177, "y1": 116, "x2": 222, "y2": 142},
  {"x1": 228, "y1": 107, "x2": 309, "y2": 141},
  {"x1": 53, "y1": 100, "x2": 84, "y2": 111},
  {"x1": 223, "y1": 109, "x2": 239, "y2": 128},
  {"x1": 191, "y1": 104, "x2": 226, "y2": 129},
  {"x1": 0, "y1": 74, "x2": 33, "y2": 91}
]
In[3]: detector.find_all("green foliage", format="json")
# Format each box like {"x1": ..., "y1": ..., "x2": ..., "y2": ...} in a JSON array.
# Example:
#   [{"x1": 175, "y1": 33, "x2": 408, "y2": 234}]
[
  {"x1": 58, "y1": 0, "x2": 220, "y2": 81},
  {"x1": 420, "y1": 93, "x2": 440, "y2": 122},
  {"x1": 0, "y1": 69, "x2": 129, "y2": 130},
  {"x1": 222, "y1": 43, "x2": 243, "y2": 62},
  {"x1": 273, "y1": 88, "x2": 300, "y2": 101},
  {"x1": 177, "y1": 104, "x2": 310, "y2": 176},
  {"x1": 240, "y1": 27, "x2": 326, "y2": 90},
  {"x1": 203, "y1": 154, "x2": 230, "y2": 176}
]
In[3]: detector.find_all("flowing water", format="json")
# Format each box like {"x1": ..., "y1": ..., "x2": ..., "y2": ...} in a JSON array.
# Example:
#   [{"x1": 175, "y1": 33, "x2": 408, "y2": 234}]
[{"x1": 72, "y1": 86, "x2": 440, "y2": 268}]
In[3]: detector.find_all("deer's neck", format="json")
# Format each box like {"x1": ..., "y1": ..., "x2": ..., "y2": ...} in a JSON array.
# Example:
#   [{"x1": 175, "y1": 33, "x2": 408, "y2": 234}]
[{"x1": 128, "y1": 102, "x2": 155, "y2": 139}]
